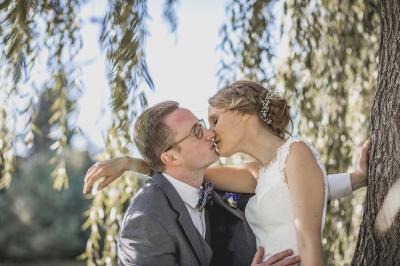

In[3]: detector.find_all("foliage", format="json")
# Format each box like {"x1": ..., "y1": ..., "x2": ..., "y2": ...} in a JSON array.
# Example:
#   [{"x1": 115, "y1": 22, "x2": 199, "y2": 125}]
[
  {"x1": 0, "y1": 0, "x2": 381, "y2": 265},
  {"x1": 218, "y1": 0, "x2": 379, "y2": 264},
  {"x1": 218, "y1": 0, "x2": 278, "y2": 86},
  {"x1": 0, "y1": 0, "x2": 84, "y2": 190},
  {"x1": 0, "y1": 149, "x2": 91, "y2": 260},
  {"x1": 1, "y1": 0, "x2": 155, "y2": 263},
  {"x1": 278, "y1": 1, "x2": 379, "y2": 263}
]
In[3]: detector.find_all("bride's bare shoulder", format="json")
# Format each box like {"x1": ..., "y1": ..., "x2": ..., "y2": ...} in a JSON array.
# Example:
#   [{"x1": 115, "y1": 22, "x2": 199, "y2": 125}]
[{"x1": 285, "y1": 140, "x2": 323, "y2": 179}]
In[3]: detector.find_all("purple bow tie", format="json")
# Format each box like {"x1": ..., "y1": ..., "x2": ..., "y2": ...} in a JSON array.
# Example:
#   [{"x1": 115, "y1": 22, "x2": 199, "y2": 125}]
[{"x1": 197, "y1": 182, "x2": 214, "y2": 211}]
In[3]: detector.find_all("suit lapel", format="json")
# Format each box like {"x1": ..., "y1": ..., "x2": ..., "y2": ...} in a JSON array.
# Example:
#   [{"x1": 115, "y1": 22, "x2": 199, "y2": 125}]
[
  {"x1": 152, "y1": 173, "x2": 212, "y2": 266},
  {"x1": 178, "y1": 210, "x2": 213, "y2": 266}
]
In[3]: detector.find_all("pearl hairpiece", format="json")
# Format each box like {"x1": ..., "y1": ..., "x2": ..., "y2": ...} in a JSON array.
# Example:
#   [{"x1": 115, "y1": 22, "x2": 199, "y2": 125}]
[{"x1": 259, "y1": 91, "x2": 279, "y2": 125}]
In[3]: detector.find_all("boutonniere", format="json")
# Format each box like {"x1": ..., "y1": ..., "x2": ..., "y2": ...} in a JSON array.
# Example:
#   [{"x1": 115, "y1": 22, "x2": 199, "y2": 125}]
[{"x1": 222, "y1": 192, "x2": 240, "y2": 208}]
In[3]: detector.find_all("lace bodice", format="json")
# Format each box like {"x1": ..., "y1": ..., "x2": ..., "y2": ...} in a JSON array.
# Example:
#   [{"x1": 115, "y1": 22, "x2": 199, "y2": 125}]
[{"x1": 245, "y1": 138, "x2": 328, "y2": 261}]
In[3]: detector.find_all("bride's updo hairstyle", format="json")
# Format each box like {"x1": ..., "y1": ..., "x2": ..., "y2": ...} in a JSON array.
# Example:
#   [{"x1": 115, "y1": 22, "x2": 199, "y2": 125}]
[{"x1": 208, "y1": 80, "x2": 292, "y2": 138}]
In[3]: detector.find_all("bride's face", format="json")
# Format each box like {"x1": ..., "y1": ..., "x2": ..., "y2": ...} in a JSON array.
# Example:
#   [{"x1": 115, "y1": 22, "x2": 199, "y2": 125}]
[{"x1": 208, "y1": 106, "x2": 246, "y2": 157}]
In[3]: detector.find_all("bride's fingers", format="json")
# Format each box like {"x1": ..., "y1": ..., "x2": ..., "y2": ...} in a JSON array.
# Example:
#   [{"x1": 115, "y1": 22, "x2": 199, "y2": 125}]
[
  {"x1": 84, "y1": 164, "x2": 97, "y2": 183},
  {"x1": 84, "y1": 162, "x2": 107, "y2": 183},
  {"x1": 83, "y1": 168, "x2": 106, "y2": 194},
  {"x1": 361, "y1": 140, "x2": 370, "y2": 162},
  {"x1": 98, "y1": 175, "x2": 118, "y2": 191}
]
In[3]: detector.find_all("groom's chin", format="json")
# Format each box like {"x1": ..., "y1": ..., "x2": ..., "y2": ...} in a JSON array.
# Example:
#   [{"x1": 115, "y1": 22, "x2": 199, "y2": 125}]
[{"x1": 206, "y1": 155, "x2": 219, "y2": 166}]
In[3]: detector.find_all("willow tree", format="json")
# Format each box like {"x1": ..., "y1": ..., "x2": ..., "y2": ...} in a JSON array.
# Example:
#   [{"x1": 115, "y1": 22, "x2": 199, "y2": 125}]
[
  {"x1": 0, "y1": 0, "x2": 381, "y2": 265},
  {"x1": 351, "y1": 1, "x2": 400, "y2": 264},
  {"x1": 0, "y1": 0, "x2": 162, "y2": 265},
  {"x1": 279, "y1": 1, "x2": 379, "y2": 264},
  {"x1": 218, "y1": 1, "x2": 378, "y2": 264}
]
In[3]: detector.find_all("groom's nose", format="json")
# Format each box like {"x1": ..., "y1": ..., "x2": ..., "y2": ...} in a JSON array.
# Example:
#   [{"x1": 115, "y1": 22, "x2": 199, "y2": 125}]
[{"x1": 203, "y1": 127, "x2": 215, "y2": 140}]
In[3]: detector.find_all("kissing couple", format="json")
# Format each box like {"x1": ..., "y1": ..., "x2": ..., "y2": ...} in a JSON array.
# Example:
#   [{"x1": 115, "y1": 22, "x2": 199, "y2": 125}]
[{"x1": 84, "y1": 80, "x2": 368, "y2": 266}]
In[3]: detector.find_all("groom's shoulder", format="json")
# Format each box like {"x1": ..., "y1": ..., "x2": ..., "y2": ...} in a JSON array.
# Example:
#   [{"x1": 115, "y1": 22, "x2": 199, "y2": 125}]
[{"x1": 126, "y1": 178, "x2": 170, "y2": 214}]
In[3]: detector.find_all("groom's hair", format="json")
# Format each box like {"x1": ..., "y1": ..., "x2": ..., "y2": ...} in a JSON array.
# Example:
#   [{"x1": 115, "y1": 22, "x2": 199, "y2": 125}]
[{"x1": 134, "y1": 101, "x2": 179, "y2": 172}]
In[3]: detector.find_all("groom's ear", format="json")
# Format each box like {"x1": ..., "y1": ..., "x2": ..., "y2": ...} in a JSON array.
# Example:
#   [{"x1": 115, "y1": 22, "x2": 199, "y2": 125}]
[{"x1": 160, "y1": 151, "x2": 178, "y2": 166}]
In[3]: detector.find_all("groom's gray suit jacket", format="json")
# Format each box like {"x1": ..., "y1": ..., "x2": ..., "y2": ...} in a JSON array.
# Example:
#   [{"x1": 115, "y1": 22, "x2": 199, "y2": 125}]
[{"x1": 117, "y1": 172, "x2": 256, "y2": 266}]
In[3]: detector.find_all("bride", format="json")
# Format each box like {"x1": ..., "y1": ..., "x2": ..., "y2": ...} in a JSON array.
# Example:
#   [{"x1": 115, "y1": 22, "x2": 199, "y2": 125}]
[
  {"x1": 206, "y1": 81, "x2": 326, "y2": 264},
  {"x1": 83, "y1": 80, "x2": 359, "y2": 265}
]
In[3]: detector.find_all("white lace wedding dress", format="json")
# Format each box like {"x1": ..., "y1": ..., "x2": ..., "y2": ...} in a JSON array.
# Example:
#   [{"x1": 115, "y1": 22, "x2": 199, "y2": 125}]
[{"x1": 245, "y1": 138, "x2": 328, "y2": 261}]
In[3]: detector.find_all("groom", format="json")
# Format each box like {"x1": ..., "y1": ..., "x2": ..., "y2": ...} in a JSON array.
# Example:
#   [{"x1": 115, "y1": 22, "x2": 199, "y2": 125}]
[{"x1": 117, "y1": 101, "x2": 368, "y2": 266}]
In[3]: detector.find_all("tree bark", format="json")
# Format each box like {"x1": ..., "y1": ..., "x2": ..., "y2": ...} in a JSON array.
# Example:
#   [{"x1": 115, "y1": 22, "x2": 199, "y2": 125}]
[{"x1": 351, "y1": 0, "x2": 400, "y2": 265}]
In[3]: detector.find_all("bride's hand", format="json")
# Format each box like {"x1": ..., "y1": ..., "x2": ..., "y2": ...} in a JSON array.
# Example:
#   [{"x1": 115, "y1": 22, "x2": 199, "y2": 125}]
[
  {"x1": 350, "y1": 139, "x2": 370, "y2": 190},
  {"x1": 83, "y1": 156, "x2": 151, "y2": 194}
]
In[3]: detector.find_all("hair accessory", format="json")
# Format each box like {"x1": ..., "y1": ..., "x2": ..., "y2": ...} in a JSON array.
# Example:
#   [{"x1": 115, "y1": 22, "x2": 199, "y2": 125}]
[{"x1": 259, "y1": 91, "x2": 277, "y2": 125}]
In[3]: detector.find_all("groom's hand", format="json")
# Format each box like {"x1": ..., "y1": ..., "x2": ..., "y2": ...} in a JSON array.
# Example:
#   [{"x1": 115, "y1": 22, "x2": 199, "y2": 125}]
[
  {"x1": 350, "y1": 140, "x2": 370, "y2": 191},
  {"x1": 251, "y1": 246, "x2": 301, "y2": 266}
]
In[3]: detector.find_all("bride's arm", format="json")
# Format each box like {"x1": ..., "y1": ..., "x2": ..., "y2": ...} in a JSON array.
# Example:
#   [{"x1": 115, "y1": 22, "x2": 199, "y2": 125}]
[
  {"x1": 205, "y1": 162, "x2": 259, "y2": 193},
  {"x1": 83, "y1": 156, "x2": 151, "y2": 194},
  {"x1": 286, "y1": 142, "x2": 325, "y2": 266},
  {"x1": 83, "y1": 155, "x2": 260, "y2": 194}
]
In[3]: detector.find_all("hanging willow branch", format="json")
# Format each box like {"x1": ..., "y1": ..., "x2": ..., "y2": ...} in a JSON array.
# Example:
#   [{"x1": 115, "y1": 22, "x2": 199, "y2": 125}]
[
  {"x1": 218, "y1": 0, "x2": 379, "y2": 264},
  {"x1": 0, "y1": 0, "x2": 38, "y2": 88},
  {"x1": 0, "y1": 0, "x2": 38, "y2": 189},
  {"x1": 162, "y1": 0, "x2": 179, "y2": 33},
  {"x1": 81, "y1": 0, "x2": 153, "y2": 265},
  {"x1": 41, "y1": 0, "x2": 83, "y2": 190},
  {"x1": 278, "y1": 0, "x2": 379, "y2": 263},
  {"x1": 218, "y1": 0, "x2": 278, "y2": 86},
  {"x1": 0, "y1": 107, "x2": 15, "y2": 189},
  {"x1": 0, "y1": 0, "x2": 83, "y2": 190}
]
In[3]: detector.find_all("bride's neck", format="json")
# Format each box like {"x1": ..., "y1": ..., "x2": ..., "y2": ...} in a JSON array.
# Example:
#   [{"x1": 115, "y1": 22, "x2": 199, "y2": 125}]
[{"x1": 240, "y1": 118, "x2": 285, "y2": 166}]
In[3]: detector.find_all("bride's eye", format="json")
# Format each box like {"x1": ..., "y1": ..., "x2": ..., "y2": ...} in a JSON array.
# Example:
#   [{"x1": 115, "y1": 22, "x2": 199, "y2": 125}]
[{"x1": 208, "y1": 117, "x2": 218, "y2": 129}]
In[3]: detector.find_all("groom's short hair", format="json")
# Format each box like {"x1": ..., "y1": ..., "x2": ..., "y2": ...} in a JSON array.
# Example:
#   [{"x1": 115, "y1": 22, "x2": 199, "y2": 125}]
[{"x1": 134, "y1": 101, "x2": 179, "y2": 172}]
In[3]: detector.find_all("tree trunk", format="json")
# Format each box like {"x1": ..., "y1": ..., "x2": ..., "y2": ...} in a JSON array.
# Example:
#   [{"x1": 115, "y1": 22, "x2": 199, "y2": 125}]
[{"x1": 351, "y1": 1, "x2": 400, "y2": 265}]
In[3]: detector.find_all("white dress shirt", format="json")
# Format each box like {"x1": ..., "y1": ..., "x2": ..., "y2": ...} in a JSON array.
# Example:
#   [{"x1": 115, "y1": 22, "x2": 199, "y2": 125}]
[
  {"x1": 327, "y1": 172, "x2": 353, "y2": 200},
  {"x1": 163, "y1": 174, "x2": 206, "y2": 238}
]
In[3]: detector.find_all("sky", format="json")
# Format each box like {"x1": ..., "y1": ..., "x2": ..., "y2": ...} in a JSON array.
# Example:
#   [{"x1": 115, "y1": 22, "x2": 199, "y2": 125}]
[{"x1": 74, "y1": 0, "x2": 226, "y2": 151}]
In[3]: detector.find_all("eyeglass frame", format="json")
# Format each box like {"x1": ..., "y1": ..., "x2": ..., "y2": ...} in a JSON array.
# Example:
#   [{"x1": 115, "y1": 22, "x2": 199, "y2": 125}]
[{"x1": 163, "y1": 119, "x2": 207, "y2": 152}]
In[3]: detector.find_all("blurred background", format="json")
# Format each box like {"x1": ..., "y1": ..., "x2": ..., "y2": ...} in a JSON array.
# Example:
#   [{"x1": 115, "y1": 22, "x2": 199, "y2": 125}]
[{"x1": 0, "y1": 0, "x2": 379, "y2": 265}]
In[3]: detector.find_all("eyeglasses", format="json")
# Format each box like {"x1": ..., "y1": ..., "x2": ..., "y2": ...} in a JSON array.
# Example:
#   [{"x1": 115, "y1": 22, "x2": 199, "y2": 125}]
[{"x1": 164, "y1": 119, "x2": 207, "y2": 152}]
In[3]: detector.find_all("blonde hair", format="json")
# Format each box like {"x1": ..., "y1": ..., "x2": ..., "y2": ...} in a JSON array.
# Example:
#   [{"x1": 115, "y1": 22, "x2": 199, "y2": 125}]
[{"x1": 208, "y1": 80, "x2": 292, "y2": 138}]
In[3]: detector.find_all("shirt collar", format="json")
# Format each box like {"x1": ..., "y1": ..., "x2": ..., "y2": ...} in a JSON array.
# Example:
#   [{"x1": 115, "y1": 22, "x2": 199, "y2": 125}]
[{"x1": 163, "y1": 173, "x2": 200, "y2": 209}]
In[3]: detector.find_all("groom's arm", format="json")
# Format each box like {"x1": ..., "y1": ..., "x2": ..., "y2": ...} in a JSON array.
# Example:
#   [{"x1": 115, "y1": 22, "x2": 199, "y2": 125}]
[
  {"x1": 327, "y1": 173, "x2": 353, "y2": 200},
  {"x1": 327, "y1": 141, "x2": 369, "y2": 200}
]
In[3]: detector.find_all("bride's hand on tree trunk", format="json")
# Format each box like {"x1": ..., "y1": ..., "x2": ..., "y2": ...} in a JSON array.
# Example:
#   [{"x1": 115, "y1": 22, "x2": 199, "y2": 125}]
[{"x1": 350, "y1": 140, "x2": 370, "y2": 191}]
